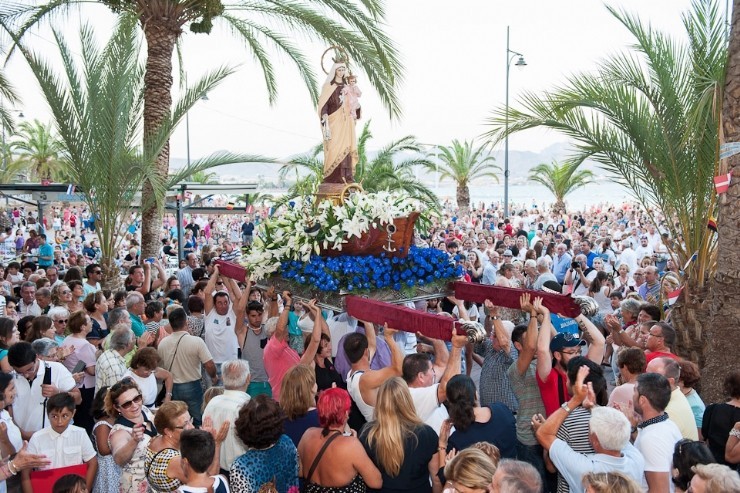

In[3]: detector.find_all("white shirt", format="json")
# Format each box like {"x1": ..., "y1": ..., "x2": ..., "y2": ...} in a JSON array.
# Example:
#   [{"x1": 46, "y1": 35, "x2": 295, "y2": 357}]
[
  {"x1": 202, "y1": 390, "x2": 250, "y2": 471},
  {"x1": 0, "y1": 409, "x2": 22, "y2": 452},
  {"x1": 27, "y1": 424, "x2": 96, "y2": 469},
  {"x1": 14, "y1": 361, "x2": 77, "y2": 433},
  {"x1": 17, "y1": 300, "x2": 42, "y2": 317},
  {"x1": 123, "y1": 369, "x2": 158, "y2": 408},
  {"x1": 635, "y1": 418, "x2": 682, "y2": 492},
  {"x1": 408, "y1": 384, "x2": 449, "y2": 435},
  {"x1": 204, "y1": 307, "x2": 239, "y2": 364}
]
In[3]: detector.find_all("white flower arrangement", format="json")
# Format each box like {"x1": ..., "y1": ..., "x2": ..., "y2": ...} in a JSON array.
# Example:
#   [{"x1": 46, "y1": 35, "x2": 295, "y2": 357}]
[{"x1": 244, "y1": 191, "x2": 425, "y2": 280}]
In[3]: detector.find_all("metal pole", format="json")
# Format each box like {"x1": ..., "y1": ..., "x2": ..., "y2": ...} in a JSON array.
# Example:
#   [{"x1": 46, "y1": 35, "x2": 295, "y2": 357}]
[
  {"x1": 504, "y1": 26, "x2": 511, "y2": 219},
  {"x1": 176, "y1": 189, "x2": 184, "y2": 261}
]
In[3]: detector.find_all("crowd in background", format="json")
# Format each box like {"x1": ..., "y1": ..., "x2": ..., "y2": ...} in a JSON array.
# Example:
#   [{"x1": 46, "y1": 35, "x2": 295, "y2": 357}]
[{"x1": 0, "y1": 198, "x2": 735, "y2": 493}]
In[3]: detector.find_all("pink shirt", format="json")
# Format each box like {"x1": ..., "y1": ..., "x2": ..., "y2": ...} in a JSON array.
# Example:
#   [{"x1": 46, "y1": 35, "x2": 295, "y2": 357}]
[{"x1": 263, "y1": 337, "x2": 300, "y2": 402}]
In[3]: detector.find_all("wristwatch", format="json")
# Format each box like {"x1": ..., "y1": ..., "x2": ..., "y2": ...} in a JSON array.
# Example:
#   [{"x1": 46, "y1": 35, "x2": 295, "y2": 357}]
[
  {"x1": 489, "y1": 316, "x2": 500, "y2": 321},
  {"x1": 560, "y1": 402, "x2": 572, "y2": 413}
]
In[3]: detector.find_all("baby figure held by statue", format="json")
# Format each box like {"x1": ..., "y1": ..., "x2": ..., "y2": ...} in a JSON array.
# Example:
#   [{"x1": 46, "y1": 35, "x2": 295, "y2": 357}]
[{"x1": 341, "y1": 74, "x2": 362, "y2": 120}]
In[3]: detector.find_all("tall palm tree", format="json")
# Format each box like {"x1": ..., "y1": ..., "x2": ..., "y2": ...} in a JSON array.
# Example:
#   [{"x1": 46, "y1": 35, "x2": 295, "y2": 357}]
[
  {"x1": 428, "y1": 139, "x2": 500, "y2": 215},
  {"x1": 0, "y1": 67, "x2": 20, "y2": 134},
  {"x1": 11, "y1": 119, "x2": 66, "y2": 181},
  {"x1": 19, "y1": 17, "x2": 267, "y2": 285},
  {"x1": 527, "y1": 160, "x2": 594, "y2": 213},
  {"x1": 1, "y1": 0, "x2": 404, "y2": 259},
  {"x1": 707, "y1": 0, "x2": 740, "y2": 401},
  {"x1": 484, "y1": 0, "x2": 725, "y2": 363},
  {"x1": 279, "y1": 121, "x2": 438, "y2": 209}
]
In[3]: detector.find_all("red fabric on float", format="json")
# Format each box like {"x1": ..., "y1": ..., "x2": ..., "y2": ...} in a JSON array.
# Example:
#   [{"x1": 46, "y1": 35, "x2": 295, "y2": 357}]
[
  {"x1": 213, "y1": 259, "x2": 248, "y2": 283},
  {"x1": 451, "y1": 282, "x2": 581, "y2": 318},
  {"x1": 345, "y1": 296, "x2": 455, "y2": 341}
]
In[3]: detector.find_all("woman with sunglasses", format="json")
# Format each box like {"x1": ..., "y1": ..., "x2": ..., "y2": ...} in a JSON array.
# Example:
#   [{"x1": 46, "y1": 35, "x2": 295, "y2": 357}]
[
  {"x1": 144, "y1": 402, "x2": 228, "y2": 492},
  {"x1": 106, "y1": 378, "x2": 157, "y2": 493},
  {"x1": 51, "y1": 283, "x2": 73, "y2": 308}
]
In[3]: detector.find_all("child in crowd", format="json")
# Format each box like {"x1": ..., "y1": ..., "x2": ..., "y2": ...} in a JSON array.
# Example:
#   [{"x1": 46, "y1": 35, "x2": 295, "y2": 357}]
[
  {"x1": 52, "y1": 473, "x2": 87, "y2": 493},
  {"x1": 177, "y1": 429, "x2": 230, "y2": 493},
  {"x1": 22, "y1": 392, "x2": 98, "y2": 493},
  {"x1": 91, "y1": 386, "x2": 121, "y2": 493}
]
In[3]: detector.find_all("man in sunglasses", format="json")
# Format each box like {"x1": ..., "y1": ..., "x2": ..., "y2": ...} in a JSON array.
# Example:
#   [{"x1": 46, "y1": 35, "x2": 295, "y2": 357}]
[
  {"x1": 7, "y1": 342, "x2": 80, "y2": 440},
  {"x1": 83, "y1": 263, "x2": 103, "y2": 296}
]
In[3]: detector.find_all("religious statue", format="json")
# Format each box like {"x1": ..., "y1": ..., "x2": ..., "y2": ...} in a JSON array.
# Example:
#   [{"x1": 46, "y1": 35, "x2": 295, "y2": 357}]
[{"x1": 318, "y1": 61, "x2": 360, "y2": 184}]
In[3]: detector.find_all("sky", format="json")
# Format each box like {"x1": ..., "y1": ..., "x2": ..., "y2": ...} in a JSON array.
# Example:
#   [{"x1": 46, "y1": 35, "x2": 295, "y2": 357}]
[{"x1": 2, "y1": 0, "x2": 720, "y2": 165}]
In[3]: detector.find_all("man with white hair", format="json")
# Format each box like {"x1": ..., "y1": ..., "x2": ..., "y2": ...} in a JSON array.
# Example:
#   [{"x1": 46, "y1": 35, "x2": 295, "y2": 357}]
[
  {"x1": 551, "y1": 243, "x2": 572, "y2": 285},
  {"x1": 202, "y1": 359, "x2": 250, "y2": 474},
  {"x1": 532, "y1": 257, "x2": 557, "y2": 291},
  {"x1": 619, "y1": 239, "x2": 638, "y2": 275},
  {"x1": 126, "y1": 291, "x2": 147, "y2": 337},
  {"x1": 535, "y1": 367, "x2": 645, "y2": 492}
]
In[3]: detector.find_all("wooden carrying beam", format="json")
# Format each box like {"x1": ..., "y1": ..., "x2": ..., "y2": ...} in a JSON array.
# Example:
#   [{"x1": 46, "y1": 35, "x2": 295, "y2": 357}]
[
  {"x1": 345, "y1": 296, "x2": 456, "y2": 341},
  {"x1": 451, "y1": 282, "x2": 581, "y2": 319}
]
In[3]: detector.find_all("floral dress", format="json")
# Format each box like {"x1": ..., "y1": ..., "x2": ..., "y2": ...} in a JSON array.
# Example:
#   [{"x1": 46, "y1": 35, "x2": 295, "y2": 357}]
[
  {"x1": 94, "y1": 420, "x2": 123, "y2": 493},
  {"x1": 111, "y1": 414, "x2": 157, "y2": 493}
]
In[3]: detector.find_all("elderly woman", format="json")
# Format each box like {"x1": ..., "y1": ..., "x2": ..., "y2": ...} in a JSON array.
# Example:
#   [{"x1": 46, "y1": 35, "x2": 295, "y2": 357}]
[
  {"x1": 281, "y1": 364, "x2": 320, "y2": 447},
  {"x1": 298, "y1": 388, "x2": 382, "y2": 492},
  {"x1": 60, "y1": 310, "x2": 98, "y2": 434},
  {"x1": 360, "y1": 378, "x2": 440, "y2": 493},
  {"x1": 48, "y1": 306, "x2": 71, "y2": 345},
  {"x1": 231, "y1": 395, "x2": 299, "y2": 492},
  {"x1": 107, "y1": 378, "x2": 158, "y2": 493}
]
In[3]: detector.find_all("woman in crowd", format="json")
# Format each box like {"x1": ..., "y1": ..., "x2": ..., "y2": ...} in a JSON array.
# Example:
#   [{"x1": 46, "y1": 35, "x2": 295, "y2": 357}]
[
  {"x1": 49, "y1": 306, "x2": 71, "y2": 345},
  {"x1": 107, "y1": 377, "x2": 158, "y2": 493},
  {"x1": 588, "y1": 271, "x2": 612, "y2": 315},
  {"x1": 51, "y1": 283, "x2": 73, "y2": 308},
  {"x1": 612, "y1": 263, "x2": 631, "y2": 293},
  {"x1": 281, "y1": 364, "x2": 320, "y2": 447},
  {"x1": 16, "y1": 315, "x2": 34, "y2": 342},
  {"x1": 145, "y1": 401, "x2": 197, "y2": 492},
  {"x1": 0, "y1": 317, "x2": 20, "y2": 372},
  {"x1": 678, "y1": 360, "x2": 706, "y2": 439},
  {"x1": 67, "y1": 281, "x2": 84, "y2": 312},
  {"x1": 581, "y1": 471, "x2": 642, "y2": 493},
  {"x1": 442, "y1": 448, "x2": 497, "y2": 493},
  {"x1": 702, "y1": 370, "x2": 740, "y2": 469},
  {"x1": 671, "y1": 439, "x2": 716, "y2": 492},
  {"x1": 124, "y1": 347, "x2": 173, "y2": 410},
  {"x1": 60, "y1": 310, "x2": 98, "y2": 434},
  {"x1": 24, "y1": 315, "x2": 55, "y2": 343},
  {"x1": 359, "y1": 377, "x2": 440, "y2": 493},
  {"x1": 464, "y1": 252, "x2": 483, "y2": 283},
  {"x1": 441, "y1": 375, "x2": 517, "y2": 460},
  {"x1": 186, "y1": 296, "x2": 205, "y2": 338},
  {"x1": 312, "y1": 333, "x2": 344, "y2": 391},
  {"x1": 231, "y1": 395, "x2": 299, "y2": 492},
  {"x1": 84, "y1": 291, "x2": 109, "y2": 347},
  {"x1": 298, "y1": 388, "x2": 382, "y2": 492},
  {"x1": 92, "y1": 387, "x2": 122, "y2": 493},
  {"x1": 0, "y1": 372, "x2": 23, "y2": 491}
]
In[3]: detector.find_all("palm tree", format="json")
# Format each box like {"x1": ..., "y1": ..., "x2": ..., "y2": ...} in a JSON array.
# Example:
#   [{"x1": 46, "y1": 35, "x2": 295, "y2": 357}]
[
  {"x1": 0, "y1": 68, "x2": 20, "y2": 135},
  {"x1": 429, "y1": 139, "x2": 500, "y2": 215},
  {"x1": 527, "y1": 160, "x2": 594, "y2": 213},
  {"x1": 19, "y1": 17, "x2": 268, "y2": 285},
  {"x1": 279, "y1": 121, "x2": 438, "y2": 209},
  {"x1": 484, "y1": 0, "x2": 724, "y2": 364},
  {"x1": 11, "y1": 119, "x2": 66, "y2": 181},
  {"x1": 1, "y1": 1, "x2": 404, "y2": 259},
  {"x1": 0, "y1": 141, "x2": 27, "y2": 183},
  {"x1": 706, "y1": 0, "x2": 740, "y2": 402},
  {"x1": 187, "y1": 170, "x2": 219, "y2": 184}
]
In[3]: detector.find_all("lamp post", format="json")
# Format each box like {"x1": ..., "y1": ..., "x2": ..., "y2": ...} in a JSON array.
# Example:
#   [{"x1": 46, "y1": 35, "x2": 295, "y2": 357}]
[{"x1": 504, "y1": 25, "x2": 526, "y2": 219}]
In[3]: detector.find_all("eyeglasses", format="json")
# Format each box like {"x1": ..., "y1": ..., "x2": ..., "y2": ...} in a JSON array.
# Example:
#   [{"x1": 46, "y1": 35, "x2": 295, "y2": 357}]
[
  {"x1": 61, "y1": 290, "x2": 71, "y2": 294},
  {"x1": 173, "y1": 416, "x2": 194, "y2": 429},
  {"x1": 117, "y1": 393, "x2": 143, "y2": 410},
  {"x1": 54, "y1": 319, "x2": 68, "y2": 324},
  {"x1": 93, "y1": 270, "x2": 102, "y2": 274},
  {"x1": 559, "y1": 349, "x2": 581, "y2": 356}
]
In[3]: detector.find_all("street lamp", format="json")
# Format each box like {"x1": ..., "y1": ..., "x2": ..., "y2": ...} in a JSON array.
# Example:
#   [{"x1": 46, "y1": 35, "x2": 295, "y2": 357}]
[{"x1": 504, "y1": 25, "x2": 527, "y2": 219}]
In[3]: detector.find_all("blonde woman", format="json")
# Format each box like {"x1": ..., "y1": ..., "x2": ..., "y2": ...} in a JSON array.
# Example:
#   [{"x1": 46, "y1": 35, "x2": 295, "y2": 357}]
[
  {"x1": 581, "y1": 471, "x2": 644, "y2": 493},
  {"x1": 359, "y1": 377, "x2": 441, "y2": 493},
  {"x1": 281, "y1": 364, "x2": 319, "y2": 447},
  {"x1": 443, "y1": 448, "x2": 497, "y2": 493}
]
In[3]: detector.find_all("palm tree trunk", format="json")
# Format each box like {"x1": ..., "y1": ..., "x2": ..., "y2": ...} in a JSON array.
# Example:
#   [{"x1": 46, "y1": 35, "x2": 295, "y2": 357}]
[
  {"x1": 553, "y1": 199, "x2": 566, "y2": 214},
  {"x1": 701, "y1": 0, "x2": 740, "y2": 402},
  {"x1": 457, "y1": 184, "x2": 470, "y2": 216},
  {"x1": 139, "y1": 20, "x2": 178, "y2": 260}
]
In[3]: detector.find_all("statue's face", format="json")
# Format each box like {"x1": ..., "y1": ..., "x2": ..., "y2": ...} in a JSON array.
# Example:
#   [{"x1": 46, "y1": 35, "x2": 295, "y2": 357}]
[{"x1": 335, "y1": 66, "x2": 346, "y2": 81}]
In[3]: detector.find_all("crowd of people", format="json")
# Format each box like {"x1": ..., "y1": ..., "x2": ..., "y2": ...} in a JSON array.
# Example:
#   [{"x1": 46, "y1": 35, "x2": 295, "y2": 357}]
[{"x1": 0, "y1": 198, "x2": 736, "y2": 493}]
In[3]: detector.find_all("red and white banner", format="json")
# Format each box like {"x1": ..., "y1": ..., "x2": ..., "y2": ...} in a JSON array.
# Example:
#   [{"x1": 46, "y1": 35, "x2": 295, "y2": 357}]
[{"x1": 714, "y1": 173, "x2": 732, "y2": 194}]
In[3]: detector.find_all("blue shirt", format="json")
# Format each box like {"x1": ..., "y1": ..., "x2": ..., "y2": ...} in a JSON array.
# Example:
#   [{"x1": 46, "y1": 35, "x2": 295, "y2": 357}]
[
  {"x1": 552, "y1": 253, "x2": 572, "y2": 284},
  {"x1": 584, "y1": 251, "x2": 597, "y2": 268},
  {"x1": 38, "y1": 243, "x2": 54, "y2": 267},
  {"x1": 550, "y1": 314, "x2": 579, "y2": 334}
]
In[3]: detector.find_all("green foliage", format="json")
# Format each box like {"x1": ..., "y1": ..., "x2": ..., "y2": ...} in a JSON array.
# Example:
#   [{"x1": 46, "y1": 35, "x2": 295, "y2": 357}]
[
  {"x1": 428, "y1": 139, "x2": 499, "y2": 212},
  {"x1": 14, "y1": 17, "x2": 270, "y2": 277},
  {"x1": 187, "y1": 170, "x2": 219, "y2": 184},
  {"x1": 11, "y1": 119, "x2": 66, "y2": 181},
  {"x1": 527, "y1": 160, "x2": 594, "y2": 211},
  {"x1": 0, "y1": 68, "x2": 20, "y2": 134},
  {"x1": 484, "y1": 0, "x2": 725, "y2": 283}
]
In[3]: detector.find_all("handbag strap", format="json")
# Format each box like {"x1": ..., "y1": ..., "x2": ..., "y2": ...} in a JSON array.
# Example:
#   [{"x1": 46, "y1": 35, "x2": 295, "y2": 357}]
[
  {"x1": 167, "y1": 332, "x2": 186, "y2": 372},
  {"x1": 306, "y1": 431, "x2": 342, "y2": 483}
]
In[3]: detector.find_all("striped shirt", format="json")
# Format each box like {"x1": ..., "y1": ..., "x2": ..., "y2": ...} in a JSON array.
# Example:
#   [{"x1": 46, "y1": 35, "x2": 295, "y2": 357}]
[{"x1": 555, "y1": 406, "x2": 594, "y2": 493}]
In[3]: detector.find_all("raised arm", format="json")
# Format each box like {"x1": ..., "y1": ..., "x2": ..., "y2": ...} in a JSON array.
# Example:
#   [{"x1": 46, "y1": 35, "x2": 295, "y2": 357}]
[
  {"x1": 577, "y1": 314, "x2": 606, "y2": 364},
  {"x1": 299, "y1": 300, "x2": 323, "y2": 366},
  {"x1": 273, "y1": 291, "x2": 292, "y2": 343},
  {"x1": 437, "y1": 328, "x2": 468, "y2": 404},
  {"x1": 150, "y1": 260, "x2": 166, "y2": 291},
  {"x1": 364, "y1": 321, "x2": 377, "y2": 362},
  {"x1": 203, "y1": 265, "x2": 220, "y2": 314},
  {"x1": 515, "y1": 294, "x2": 539, "y2": 375},
  {"x1": 536, "y1": 309, "x2": 554, "y2": 381},
  {"x1": 485, "y1": 299, "x2": 510, "y2": 355}
]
